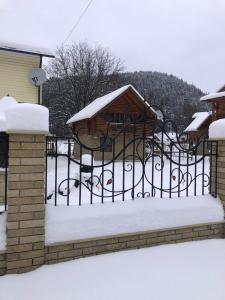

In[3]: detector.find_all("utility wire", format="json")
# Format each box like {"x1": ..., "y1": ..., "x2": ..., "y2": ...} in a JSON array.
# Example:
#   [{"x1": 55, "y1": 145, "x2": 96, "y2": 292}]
[{"x1": 62, "y1": 0, "x2": 94, "y2": 45}]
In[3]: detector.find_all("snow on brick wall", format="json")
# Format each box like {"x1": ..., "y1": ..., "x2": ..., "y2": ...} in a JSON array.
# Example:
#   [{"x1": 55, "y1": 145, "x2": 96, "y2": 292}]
[
  {"x1": 209, "y1": 119, "x2": 225, "y2": 139},
  {"x1": 6, "y1": 103, "x2": 49, "y2": 132},
  {"x1": 0, "y1": 96, "x2": 49, "y2": 132}
]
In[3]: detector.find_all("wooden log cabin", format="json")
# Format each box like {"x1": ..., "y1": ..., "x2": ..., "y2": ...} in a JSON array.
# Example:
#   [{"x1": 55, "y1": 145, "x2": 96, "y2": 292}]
[
  {"x1": 67, "y1": 85, "x2": 158, "y2": 160},
  {"x1": 185, "y1": 84, "x2": 225, "y2": 144},
  {"x1": 184, "y1": 112, "x2": 212, "y2": 144},
  {"x1": 200, "y1": 91, "x2": 225, "y2": 122}
]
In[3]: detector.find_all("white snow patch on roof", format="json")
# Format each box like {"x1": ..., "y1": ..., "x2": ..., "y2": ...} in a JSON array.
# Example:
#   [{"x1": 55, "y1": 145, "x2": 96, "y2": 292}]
[
  {"x1": 209, "y1": 119, "x2": 225, "y2": 139},
  {"x1": 200, "y1": 91, "x2": 225, "y2": 101},
  {"x1": 184, "y1": 112, "x2": 211, "y2": 132},
  {"x1": 67, "y1": 85, "x2": 154, "y2": 124},
  {"x1": 0, "y1": 40, "x2": 54, "y2": 57}
]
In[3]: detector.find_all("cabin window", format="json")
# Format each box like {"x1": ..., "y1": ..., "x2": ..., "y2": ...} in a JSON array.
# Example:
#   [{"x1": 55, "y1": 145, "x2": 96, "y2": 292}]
[
  {"x1": 105, "y1": 112, "x2": 147, "y2": 124},
  {"x1": 105, "y1": 113, "x2": 114, "y2": 123},
  {"x1": 100, "y1": 137, "x2": 112, "y2": 152},
  {"x1": 115, "y1": 113, "x2": 124, "y2": 123}
]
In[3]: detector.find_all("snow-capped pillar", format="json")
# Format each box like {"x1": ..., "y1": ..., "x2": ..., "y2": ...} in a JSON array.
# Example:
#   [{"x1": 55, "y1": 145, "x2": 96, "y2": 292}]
[
  {"x1": 209, "y1": 120, "x2": 225, "y2": 212},
  {"x1": 5, "y1": 104, "x2": 49, "y2": 274}
]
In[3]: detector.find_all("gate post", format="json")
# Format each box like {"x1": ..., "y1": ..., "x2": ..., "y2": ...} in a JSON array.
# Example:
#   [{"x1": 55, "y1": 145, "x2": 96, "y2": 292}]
[{"x1": 6, "y1": 133, "x2": 46, "y2": 274}]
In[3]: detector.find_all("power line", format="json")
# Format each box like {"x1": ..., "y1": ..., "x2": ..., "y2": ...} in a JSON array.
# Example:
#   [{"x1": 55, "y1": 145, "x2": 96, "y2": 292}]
[{"x1": 62, "y1": 0, "x2": 94, "y2": 45}]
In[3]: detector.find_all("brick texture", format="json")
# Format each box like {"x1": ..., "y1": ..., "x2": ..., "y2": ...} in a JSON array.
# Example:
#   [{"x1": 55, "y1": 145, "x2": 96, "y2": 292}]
[
  {"x1": 45, "y1": 221, "x2": 225, "y2": 265},
  {"x1": 6, "y1": 134, "x2": 45, "y2": 274},
  {"x1": 0, "y1": 251, "x2": 6, "y2": 275}
]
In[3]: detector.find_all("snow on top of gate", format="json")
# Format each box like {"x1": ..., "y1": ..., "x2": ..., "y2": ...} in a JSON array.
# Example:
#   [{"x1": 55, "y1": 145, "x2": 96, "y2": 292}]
[
  {"x1": 184, "y1": 112, "x2": 211, "y2": 132},
  {"x1": 67, "y1": 85, "x2": 155, "y2": 124}
]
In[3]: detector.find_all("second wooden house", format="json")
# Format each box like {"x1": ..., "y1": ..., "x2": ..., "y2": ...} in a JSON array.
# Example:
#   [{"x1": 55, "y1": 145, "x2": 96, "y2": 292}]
[{"x1": 184, "y1": 112, "x2": 212, "y2": 144}]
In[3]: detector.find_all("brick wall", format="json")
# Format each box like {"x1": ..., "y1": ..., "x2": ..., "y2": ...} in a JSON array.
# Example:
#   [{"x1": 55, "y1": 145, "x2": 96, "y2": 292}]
[
  {"x1": 0, "y1": 173, "x2": 5, "y2": 205},
  {"x1": 45, "y1": 221, "x2": 225, "y2": 265},
  {"x1": 6, "y1": 134, "x2": 45, "y2": 274},
  {"x1": 0, "y1": 251, "x2": 6, "y2": 275}
]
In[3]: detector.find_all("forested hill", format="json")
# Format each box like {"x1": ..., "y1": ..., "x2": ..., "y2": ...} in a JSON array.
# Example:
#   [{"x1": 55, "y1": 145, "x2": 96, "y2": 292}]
[
  {"x1": 119, "y1": 71, "x2": 206, "y2": 130},
  {"x1": 43, "y1": 70, "x2": 207, "y2": 135}
]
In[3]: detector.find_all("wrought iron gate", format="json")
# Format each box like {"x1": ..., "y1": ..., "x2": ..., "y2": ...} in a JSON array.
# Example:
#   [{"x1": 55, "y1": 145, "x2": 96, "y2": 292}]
[{"x1": 45, "y1": 110, "x2": 218, "y2": 206}]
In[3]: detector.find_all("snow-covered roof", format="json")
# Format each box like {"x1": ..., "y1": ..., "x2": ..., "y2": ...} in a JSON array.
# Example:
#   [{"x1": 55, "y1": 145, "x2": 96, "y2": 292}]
[
  {"x1": 67, "y1": 85, "x2": 155, "y2": 124},
  {"x1": 0, "y1": 41, "x2": 54, "y2": 58},
  {"x1": 184, "y1": 112, "x2": 211, "y2": 132},
  {"x1": 200, "y1": 91, "x2": 225, "y2": 102}
]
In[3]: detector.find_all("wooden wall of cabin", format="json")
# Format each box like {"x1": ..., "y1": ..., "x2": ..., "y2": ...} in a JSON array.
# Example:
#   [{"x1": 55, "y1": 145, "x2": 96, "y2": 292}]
[
  {"x1": 73, "y1": 133, "x2": 146, "y2": 161},
  {"x1": 72, "y1": 89, "x2": 156, "y2": 138},
  {"x1": 210, "y1": 100, "x2": 225, "y2": 121}
]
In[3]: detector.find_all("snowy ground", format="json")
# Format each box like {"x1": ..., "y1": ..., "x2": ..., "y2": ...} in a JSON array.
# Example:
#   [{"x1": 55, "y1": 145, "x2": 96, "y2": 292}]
[
  {"x1": 1, "y1": 239, "x2": 225, "y2": 300},
  {"x1": 45, "y1": 195, "x2": 224, "y2": 244},
  {"x1": 46, "y1": 155, "x2": 210, "y2": 206}
]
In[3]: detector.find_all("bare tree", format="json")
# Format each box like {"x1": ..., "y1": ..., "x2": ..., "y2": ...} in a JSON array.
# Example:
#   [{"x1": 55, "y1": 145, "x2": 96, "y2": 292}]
[{"x1": 44, "y1": 42, "x2": 123, "y2": 134}]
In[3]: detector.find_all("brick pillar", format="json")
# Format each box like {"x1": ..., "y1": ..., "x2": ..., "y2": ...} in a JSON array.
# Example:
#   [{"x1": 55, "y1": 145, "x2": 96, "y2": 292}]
[
  {"x1": 6, "y1": 134, "x2": 45, "y2": 274},
  {"x1": 211, "y1": 140, "x2": 225, "y2": 210}
]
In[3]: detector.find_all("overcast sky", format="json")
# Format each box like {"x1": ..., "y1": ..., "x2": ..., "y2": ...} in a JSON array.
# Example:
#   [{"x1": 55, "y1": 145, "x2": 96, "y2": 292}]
[{"x1": 0, "y1": 0, "x2": 225, "y2": 92}]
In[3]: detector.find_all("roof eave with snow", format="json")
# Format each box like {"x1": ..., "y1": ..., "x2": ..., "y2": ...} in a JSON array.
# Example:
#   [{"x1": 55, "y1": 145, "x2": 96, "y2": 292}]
[
  {"x1": 184, "y1": 112, "x2": 211, "y2": 133},
  {"x1": 0, "y1": 41, "x2": 54, "y2": 58},
  {"x1": 200, "y1": 91, "x2": 225, "y2": 102}
]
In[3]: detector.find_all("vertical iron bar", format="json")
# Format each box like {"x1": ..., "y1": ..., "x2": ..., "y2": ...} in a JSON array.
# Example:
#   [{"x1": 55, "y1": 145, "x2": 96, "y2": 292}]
[
  {"x1": 160, "y1": 131, "x2": 164, "y2": 198},
  {"x1": 122, "y1": 128, "x2": 126, "y2": 201},
  {"x1": 142, "y1": 123, "x2": 145, "y2": 196},
  {"x1": 101, "y1": 146, "x2": 105, "y2": 204},
  {"x1": 194, "y1": 145, "x2": 197, "y2": 196},
  {"x1": 209, "y1": 141, "x2": 213, "y2": 194},
  {"x1": 169, "y1": 142, "x2": 172, "y2": 198},
  {"x1": 202, "y1": 141, "x2": 205, "y2": 195},
  {"x1": 54, "y1": 137, "x2": 58, "y2": 206},
  {"x1": 112, "y1": 139, "x2": 115, "y2": 203},
  {"x1": 186, "y1": 150, "x2": 189, "y2": 197},
  {"x1": 215, "y1": 141, "x2": 218, "y2": 197},
  {"x1": 132, "y1": 126, "x2": 136, "y2": 199},
  {"x1": 79, "y1": 145, "x2": 82, "y2": 206},
  {"x1": 90, "y1": 150, "x2": 94, "y2": 204},
  {"x1": 67, "y1": 139, "x2": 70, "y2": 206},
  {"x1": 178, "y1": 149, "x2": 181, "y2": 197},
  {"x1": 151, "y1": 133, "x2": 155, "y2": 197}
]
